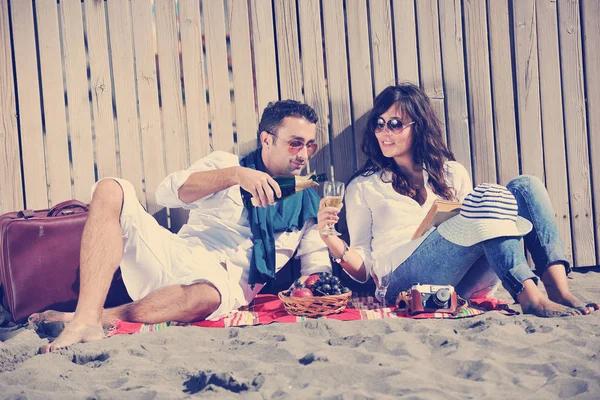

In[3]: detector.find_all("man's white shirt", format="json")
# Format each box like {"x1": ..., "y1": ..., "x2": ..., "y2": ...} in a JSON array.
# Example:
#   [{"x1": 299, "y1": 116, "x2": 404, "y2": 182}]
[{"x1": 155, "y1": 151, "x2": 331, "y2": 307}]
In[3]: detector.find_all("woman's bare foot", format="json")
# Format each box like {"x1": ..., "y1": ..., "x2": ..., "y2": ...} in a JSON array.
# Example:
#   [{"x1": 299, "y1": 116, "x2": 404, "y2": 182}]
[
  {"x1": 39, "y1": 319, "x2": 104, "y2": 353},
  {"x1": 520, "y1": 296, "x2": 581, "y2": 317},
  {"x1": 541, "y1": 264, "x2": 599, "y2": 315},
  {"x1": 545, "y1": 289, "x2": 599, "y2": 315},
  {"x1": 517, "y1": 278, "x2": 581, "y2": 317},
  {"x1": 28, "y1": 310, "x2": 74, "y2": 325}
]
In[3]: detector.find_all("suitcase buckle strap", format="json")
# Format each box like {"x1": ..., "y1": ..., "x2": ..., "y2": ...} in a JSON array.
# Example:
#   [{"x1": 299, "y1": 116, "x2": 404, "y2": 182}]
[{"x1": 16, "y1": 210, "x2": 35, "y2": 219}]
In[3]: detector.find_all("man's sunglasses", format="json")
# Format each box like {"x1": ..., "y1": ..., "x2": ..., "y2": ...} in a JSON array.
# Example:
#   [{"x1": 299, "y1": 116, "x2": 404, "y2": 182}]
[
  {"x1": 374, "y1": 117, "x2": 415, "y2": 134},
  {"x1": 266, "y1": 131, "x2": 318, "y2": 156}
]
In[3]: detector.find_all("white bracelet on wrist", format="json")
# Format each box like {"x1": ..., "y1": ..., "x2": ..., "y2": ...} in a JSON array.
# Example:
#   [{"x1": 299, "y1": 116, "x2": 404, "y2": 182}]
[{"x1": 329, "y1": 240, "x2": 349, "y2": 263}]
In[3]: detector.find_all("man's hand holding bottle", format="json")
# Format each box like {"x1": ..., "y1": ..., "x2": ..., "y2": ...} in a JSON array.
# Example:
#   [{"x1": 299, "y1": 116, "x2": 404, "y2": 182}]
[
  {"x1": 235, "y1": 167, "x2": 282, "y2": 207},
  {"x1": 239, "y1": 170, "x2": 327, "y2": 208}
]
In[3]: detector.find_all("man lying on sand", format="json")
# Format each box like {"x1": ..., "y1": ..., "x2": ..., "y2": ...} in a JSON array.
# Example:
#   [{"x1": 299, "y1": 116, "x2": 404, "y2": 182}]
[{"x1": 30, "y1": 100, "x2": 332, "y2": 352}]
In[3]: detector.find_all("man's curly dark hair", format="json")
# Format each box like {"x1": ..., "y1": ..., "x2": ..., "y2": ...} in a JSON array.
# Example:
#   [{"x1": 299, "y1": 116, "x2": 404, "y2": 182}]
[{"x1": 257, "y1": 100, "x2": 318, "y2": 142}]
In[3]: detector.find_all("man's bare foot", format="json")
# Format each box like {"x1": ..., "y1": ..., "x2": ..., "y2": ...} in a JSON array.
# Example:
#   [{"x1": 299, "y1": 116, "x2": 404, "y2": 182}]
[
  {"x1": 28, "y1": 310, "x2": 74, "y2": 325},
  {"x1": 39, "y1": 320, "x2": 104, "y2": 353},
  {"x1": 521, "y1": 296, "x2": 582, "y2": 317}
]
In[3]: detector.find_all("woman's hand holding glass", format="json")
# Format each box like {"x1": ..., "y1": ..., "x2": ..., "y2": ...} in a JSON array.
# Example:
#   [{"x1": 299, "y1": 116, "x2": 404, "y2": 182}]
[
  {"x1": 317, "y1": 182, "x2": 344, "y2": 236},
  {"x1": 319, "y1": 181, "x2": 345, "y2": 236},
  {"x1": 317, "y1": 198, "x2": 342, "y2": 237}
]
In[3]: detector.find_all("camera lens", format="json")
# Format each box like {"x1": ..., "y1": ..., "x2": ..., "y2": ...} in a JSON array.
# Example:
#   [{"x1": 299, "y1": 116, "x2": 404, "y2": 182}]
[{"x1": 433, "y1": 288, "x2": 451, "y2": 307}]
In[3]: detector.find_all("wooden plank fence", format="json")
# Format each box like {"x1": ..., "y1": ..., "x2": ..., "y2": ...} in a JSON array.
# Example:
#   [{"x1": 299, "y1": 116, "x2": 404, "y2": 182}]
[{"x1": 0, "y1": 0, "x2": 598, "y2": 267}]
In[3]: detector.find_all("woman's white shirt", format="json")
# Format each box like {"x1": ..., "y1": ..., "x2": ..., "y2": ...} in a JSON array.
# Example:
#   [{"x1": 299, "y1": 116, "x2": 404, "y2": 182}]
[{"x1": 345, "y1": 161, "x2": 472, "y2": 283}]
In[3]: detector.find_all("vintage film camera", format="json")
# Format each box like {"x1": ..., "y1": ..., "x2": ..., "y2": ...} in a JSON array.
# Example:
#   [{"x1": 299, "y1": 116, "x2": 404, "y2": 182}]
[{"x1": 409, "y1": 283, "x2": 458, "y2": 315}]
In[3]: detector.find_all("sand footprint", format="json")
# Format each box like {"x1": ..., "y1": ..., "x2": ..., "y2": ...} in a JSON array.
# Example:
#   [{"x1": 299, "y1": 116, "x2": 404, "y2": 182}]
[
  {"x1": 554, "y1": 378, "x2": 589, "y2": 398},
  {"x1": 127, "y1": 346, "x2": 148, "y2": 358},
  {"x1": 262, "y1": 333, "x2": 287, "y2": 342},
  {"x1": 182, "y1": 370, "x2": 264, "y2": 394},
  {"x1": 71, "y1": 350, "x2": 111, "y2": 367},
  {"x1": 299, "y1": 352, "x2": 329, "y2": 365},
  {"x1": 466, "y1": 320, "x2": 490, "y2": 333},
  {"x1": 327, "y1": 334, "x2": 367, "y2": 348},
  {"x1": 521, "y1": 320, "x2": 554, "y2": 334}
]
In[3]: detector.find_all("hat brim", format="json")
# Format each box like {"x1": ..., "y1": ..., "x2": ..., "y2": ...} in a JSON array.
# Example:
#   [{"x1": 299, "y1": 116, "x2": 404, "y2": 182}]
[{"x1": 436, "y1": 215, "x2": 533, "y2": 247}]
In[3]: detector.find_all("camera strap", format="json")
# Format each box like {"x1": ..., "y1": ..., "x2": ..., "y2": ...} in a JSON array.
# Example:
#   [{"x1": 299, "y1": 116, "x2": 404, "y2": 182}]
[
  {"x1": 394, "y1": 290, "x2": 468, "y2": 316},
  {"x1": 395, "y1": 291, "x2": 412, "y2": 310}
]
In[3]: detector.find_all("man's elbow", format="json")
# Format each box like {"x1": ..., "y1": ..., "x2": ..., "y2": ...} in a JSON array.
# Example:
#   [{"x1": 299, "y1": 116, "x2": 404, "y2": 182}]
[{"x1": 178, "y1": 186, "x2": 192, "y2": 203}]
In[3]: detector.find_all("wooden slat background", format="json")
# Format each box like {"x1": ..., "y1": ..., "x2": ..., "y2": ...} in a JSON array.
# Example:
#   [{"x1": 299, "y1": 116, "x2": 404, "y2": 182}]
[
  {"x1": 346, "y1": 0, "x2": 372, "y2": 169},
  {"x1": 415, "y1": 0, "x2": 446, "y2": 143},
  {"x1": 228, "y1": 0, "x2": 257, "y2": 156},
  {"x1": 487, "y1": 0, "x2": 519, "y2": 185},
  {"x1": 131, "y1": 0, "x2": 166, "y2": 217},
  {"x1": 536, "y1": 0, "x2": 573, "y2": 262},
  {"x1": 0, "y1": 0, "x2": 22, "y2": 213},
  {"x1": 273, "y1": 0, "x2": 302, "y2": 102},
  {"x1": 85, "y1": 0, "x2": 117, "y2": 182},
  {"x1": 11, "y1": 0, "x2": 48, "y2": 209},
  {"x1": 203, "y1": 0, "x2": 234, "y2": 153},
  {"x1": 581, "y1": 0, "x2": 600, "y2": 262},
  {"x1": 60, "y1": 0, "x2": 96, "y2": 202},
  {"x1": 36, "y1": 0, "x2": 72, "y2": 205},
  {"x1": 557, "y1": 0, "x2": 595, "y2": 267},
  {"x1": 438, "y1": 0, "x2": 471, "y2": 178},
  {"x1": 1, "y1": 0, "x2": 598, "y2": 267},
  {"x1": 463, "y1": 0, "x2": 497, "y2": 185},
  {"x1": 106, "y1": 0, "x2": 146, "y2": 205}
]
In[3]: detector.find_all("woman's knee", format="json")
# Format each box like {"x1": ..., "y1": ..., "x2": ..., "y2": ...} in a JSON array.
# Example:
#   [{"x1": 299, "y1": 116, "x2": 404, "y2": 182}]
[{"x1": 506, "y1": 175, "x2": 544, "y2": 192}]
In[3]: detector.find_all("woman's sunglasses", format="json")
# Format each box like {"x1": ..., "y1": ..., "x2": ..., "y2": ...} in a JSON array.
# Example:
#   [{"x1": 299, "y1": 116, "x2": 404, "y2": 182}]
[
  {"x1": 266, "y1": 131, "x2": 318, "y2": 156},
  {"x1": 374, "y1": 117, "x2": 415, "y2": 134}
]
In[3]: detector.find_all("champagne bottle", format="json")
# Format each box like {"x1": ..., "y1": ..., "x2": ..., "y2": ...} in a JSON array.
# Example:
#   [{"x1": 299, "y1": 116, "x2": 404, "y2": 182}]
[{"x1": 244, "y1": 173, "x2": 327, "y2": 207}]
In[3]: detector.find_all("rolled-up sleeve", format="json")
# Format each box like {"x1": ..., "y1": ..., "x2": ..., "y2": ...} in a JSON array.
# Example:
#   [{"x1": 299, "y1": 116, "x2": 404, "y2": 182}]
[
  {"x1": 156, "y1": 151, "x2": 241, "y2": 209},
  {"x1": 295, "y1": 220, "x2": 332, "y2": 276},
  {"x1": 446, "y1": 161, "x2": 473, "y2": 202},
  {"x1": 345, "y1": 180, "x2": 373, "y2": 283}
]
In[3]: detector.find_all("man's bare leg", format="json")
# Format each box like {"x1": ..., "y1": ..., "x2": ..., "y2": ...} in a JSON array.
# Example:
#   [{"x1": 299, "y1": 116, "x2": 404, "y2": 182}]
[
  {"x1": 28, "y1": 309, "x2": 73, "y2": 324},
  {"x1": 32, "y1": 282, "x2": 221, "y2": 327},
  {"x1": 36, "y1": 282, "x2": 220, "y2": 353},
  {"x1": 103, "y1": 282, "x2": 221, "y2": 323},
  {"x1": 40, "y1": 179, "x2": 125, "y2": 353},
  {"x1": 542, "y1": 263, "x2": 599, "y2": 315}
]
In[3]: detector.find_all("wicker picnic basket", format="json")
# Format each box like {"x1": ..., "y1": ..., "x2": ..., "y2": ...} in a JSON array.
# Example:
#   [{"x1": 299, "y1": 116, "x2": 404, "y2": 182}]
[{"x1": 278, "y1": 290, "x2": 352, "y2": 317}]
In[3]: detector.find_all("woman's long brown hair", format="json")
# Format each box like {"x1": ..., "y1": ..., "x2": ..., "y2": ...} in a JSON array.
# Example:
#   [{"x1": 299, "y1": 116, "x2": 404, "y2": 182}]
[{"x1": 352, "y1": 83, "x2": 457, "y2": 201}]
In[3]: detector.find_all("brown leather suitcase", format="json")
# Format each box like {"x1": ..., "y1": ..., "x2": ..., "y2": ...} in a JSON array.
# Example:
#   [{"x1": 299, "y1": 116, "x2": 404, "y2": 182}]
[{"x1": 0, "y1": 200, "x2": 130, "y2": 323}]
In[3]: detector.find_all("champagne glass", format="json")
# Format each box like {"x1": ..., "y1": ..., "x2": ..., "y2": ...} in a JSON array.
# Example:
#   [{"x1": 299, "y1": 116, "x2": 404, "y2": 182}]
[
  {"x1": 321, "y1": 181, "x2": 345, "y2": 236},
  {"x1": 371, "y1": 259, "x2": 392, "y2": 307}
]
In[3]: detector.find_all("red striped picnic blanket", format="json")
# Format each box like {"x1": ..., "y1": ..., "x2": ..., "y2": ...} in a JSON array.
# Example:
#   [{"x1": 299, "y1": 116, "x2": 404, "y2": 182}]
[{"x1": 107, "y1": 294, "x2": 516, "y2": 336}]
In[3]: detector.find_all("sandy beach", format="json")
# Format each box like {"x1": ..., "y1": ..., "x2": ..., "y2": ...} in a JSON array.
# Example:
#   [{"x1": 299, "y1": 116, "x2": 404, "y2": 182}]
[{"x1": 1, "y1": 268, "x2": 599, "y2": 399}]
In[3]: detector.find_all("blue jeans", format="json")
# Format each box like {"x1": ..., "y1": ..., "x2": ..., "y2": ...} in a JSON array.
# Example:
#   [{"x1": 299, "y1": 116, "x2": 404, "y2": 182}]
[{"x1": 385, "y1": 175, "x2": 571, "y2": 303}]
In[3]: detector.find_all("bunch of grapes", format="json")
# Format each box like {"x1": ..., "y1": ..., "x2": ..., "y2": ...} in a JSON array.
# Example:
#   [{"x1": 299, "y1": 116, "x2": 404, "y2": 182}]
[{"x1": 286, "y1": 272, "x2": 350, "y2": 297}]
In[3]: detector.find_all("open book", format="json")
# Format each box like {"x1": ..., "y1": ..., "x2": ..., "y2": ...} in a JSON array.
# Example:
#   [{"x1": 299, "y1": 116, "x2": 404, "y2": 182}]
[{"x1": 411, "y1": 199, "x2": 462, "y2": 240}]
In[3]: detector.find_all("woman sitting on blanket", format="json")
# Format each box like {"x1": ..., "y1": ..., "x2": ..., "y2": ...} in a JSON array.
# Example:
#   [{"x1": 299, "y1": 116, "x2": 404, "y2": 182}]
[{"x1": 317, "y1": 83, "x2": 598, "y2": 317}]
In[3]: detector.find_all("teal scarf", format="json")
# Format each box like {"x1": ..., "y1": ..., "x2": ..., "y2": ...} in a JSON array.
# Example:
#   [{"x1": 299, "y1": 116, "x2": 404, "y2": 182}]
[{"x1": 239, "y1": 149, "x2": 320, "y2": 286}]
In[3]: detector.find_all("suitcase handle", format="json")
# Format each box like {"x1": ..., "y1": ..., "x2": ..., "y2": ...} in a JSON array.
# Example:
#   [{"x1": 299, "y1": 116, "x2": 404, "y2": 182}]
[
  {"x1": 16, "y1": 210, "x2": 35, "y2": 219},
  {"x1": 47, "y1": 200, "x2": 89, "y2": 217}
]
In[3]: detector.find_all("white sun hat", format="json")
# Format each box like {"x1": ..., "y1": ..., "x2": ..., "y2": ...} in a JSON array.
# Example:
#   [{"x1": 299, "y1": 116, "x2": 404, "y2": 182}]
[{"x1": 436, "y1": 183, "x2": 533, "y2": 247}]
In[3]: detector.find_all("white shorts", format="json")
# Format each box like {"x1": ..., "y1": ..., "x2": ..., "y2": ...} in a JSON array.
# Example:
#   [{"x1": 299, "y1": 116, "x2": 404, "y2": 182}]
[{"x1": 91, "y1": 178, "x2": 237, "y2": 321}]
